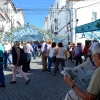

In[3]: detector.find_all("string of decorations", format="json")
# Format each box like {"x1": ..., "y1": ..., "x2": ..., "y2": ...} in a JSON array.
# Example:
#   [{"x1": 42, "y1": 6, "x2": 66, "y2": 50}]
[{"x1": 1, "y1": 23, "x2": 67, "y2": 42}]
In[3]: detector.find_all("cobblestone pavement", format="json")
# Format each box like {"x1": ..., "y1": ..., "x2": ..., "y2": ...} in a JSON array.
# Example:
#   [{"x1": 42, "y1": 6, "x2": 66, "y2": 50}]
[{"x1": 0, "y1": 57, "x2": 83, "y2": 100}]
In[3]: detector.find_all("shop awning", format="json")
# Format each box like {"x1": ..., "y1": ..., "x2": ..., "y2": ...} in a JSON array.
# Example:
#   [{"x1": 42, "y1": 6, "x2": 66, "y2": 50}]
[{"x1": 75, "y1": 19, "x2": 100, "y2": 33}]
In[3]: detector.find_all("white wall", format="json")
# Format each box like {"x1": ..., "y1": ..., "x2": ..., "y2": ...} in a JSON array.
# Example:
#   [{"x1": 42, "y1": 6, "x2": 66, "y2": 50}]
[
  {"x1": 73, "y1": 0, "x2": 100, "y2": 45},
  {"x1": 74, "y1": 0, "x2": 100, "y2": 26},
  {"x1": 16, "y1": 9, "x2": 24, "y2": 27},
  {"x1": 44, "y1": 0, "x2": 100, "y2": 45}
]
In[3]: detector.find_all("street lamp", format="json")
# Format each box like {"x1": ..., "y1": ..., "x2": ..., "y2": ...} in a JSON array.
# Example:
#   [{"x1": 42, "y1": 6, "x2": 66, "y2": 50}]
[{"x1": 54, "y1": 18, "x2": 57, "y2": 23}]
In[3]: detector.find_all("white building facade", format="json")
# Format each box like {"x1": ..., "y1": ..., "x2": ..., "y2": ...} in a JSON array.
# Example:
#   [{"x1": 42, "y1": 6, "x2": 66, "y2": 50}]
[
  {"x1": 44, "y1": 0, "x2": 100, "y2": 45},
  {"x1": 0, "y1": 0, "x2": 24, "y2": 34}
]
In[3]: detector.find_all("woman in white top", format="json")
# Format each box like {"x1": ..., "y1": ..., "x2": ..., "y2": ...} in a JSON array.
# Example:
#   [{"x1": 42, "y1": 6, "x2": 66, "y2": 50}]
[
  {"x1": 46, "y1": 40, "x2": 52, "y2": 57},
  {"x1": 48, "y1": 42, "x2": 56, "y2": 73},
  {"x1": 53, "y1": 42, "x2": 66, "y2": 75}
]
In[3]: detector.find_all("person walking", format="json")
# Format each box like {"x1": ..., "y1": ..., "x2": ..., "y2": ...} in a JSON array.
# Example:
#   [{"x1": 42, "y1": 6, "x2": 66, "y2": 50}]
[
  {"x1": 31, "y1": 41, "x2": 36, "y2": 59},
  {"x1": 23, "y1": 42, "x2": 33, "y2": 72},
  {"x1": 47, "y1": 42, "x2": 56, "y2": 73},
  {"x1": 40, "y1": 40, "x2": 48, "y2": 71},
  {"x1": 34, "y1": 42, "x2": 38, "y2": 57},
  {"x1": 74, "y1": 43, "x2": 82, "y2": 66},
  {"x1": 53, "y1": 42, "x2": 66, "y2": 75},
  {"x1": 83, "y1": 42, "x2": 89, "y2": 61},
  {"x1": 3, "y1": 41, "x2": 12, "y2": 68},
  {"x1": 10, "y1": 41, "x2": 30, "y2": 85},
  {"x1": 0, "y1": 44, "x2": 5, "y2": 87}
]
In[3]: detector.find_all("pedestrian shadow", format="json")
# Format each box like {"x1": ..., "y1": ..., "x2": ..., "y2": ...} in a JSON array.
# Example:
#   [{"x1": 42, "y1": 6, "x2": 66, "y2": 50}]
[
  {"x1": 65, "y1": 60, "x2": 76, "y2": 68},
  {"x1": 31, "y1": 61, "x2": 42, "y2": 65},
  {"x1": 3, "y1": 67, "x2": 12, "y2": 72}
]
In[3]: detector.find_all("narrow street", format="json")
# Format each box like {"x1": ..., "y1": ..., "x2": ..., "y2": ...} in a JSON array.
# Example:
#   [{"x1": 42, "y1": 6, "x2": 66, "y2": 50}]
[{"x1": 0, "y1": 57, "x2": 75, "y2": 100}]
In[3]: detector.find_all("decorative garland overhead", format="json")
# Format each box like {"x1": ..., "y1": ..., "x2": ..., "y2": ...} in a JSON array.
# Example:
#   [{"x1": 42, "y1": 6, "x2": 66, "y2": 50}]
[{"x1": 2, "y1": 23, "x2": 67, "y2": 42}]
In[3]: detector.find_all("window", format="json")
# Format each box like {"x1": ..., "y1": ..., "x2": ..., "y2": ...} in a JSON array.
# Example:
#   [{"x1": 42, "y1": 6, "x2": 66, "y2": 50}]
[
  {"x1": 57, "y1": 18, "x2": 58, "y2": 29},
  {"x1": 92, "y1": 12, "x2": 97, "y2": 21},
  {"x1": 51, "y1": 24, "x2": 54, "y2": 33},
  {"x1": 57, "y1": 3, "x2": 58, "y2": 9},
  {"x1": 55, "y1": 19, "x2": 58, "y2": 30}
]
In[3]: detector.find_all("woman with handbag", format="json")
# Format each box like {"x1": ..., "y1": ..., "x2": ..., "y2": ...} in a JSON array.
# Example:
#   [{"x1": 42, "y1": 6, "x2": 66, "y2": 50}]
[
  {"x1": 10, "y1": 41, "x2": 30, "y2": 85},
  {"x1": 47, "y1": 42, "x2": 56, "y2": 74}
]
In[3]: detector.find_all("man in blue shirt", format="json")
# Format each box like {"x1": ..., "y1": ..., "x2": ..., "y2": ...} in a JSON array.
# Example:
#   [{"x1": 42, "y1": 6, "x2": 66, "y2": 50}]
[
  {"x1": 0, "y1": 44, "x2": 5, "y2": 87},
  {"x1": 34, "y1": 42, "x2": 38, "y2": 56}
]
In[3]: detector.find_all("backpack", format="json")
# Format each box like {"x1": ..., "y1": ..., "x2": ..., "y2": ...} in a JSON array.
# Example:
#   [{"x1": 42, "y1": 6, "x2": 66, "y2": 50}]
[{"x1": 19, "y1": 48, "x2": 27, "y2": 63}]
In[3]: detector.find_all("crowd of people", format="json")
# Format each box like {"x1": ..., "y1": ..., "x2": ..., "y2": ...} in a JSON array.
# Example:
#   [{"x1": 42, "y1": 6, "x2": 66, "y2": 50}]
[
  {"x1": 0, "y1": 40, "x2": 41, "y2": 87},
  {"x1": 67, "y1": 39, "x2": 98, "y2": 67},
  {"x1": 0, "y1": 39, "x2": 100, "y2": 100}
]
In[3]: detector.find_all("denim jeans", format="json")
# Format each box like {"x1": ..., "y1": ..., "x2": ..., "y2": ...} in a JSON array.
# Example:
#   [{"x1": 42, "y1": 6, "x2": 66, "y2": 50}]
[
  {"x1": 35, "y1": 50, "x2": 38, "y2": 57},
  {"x1": 4, "y1": 53, "x2": 8, "y2": 68},
  {"x1": 48, "y1": 56, "x2": 52, "y2": 72},
  {"x1": 0, "y1": 64, "x2": 5, "y2": 85},
  {"x1": 7, "y1": 53, "x2": 12, "y2": 63},
  {"x1": 32, "y1": 52, "x2": 36, "y2": 59},
  {"x1": 4, "y1": 53, "x2": 12, "y2": 68}
]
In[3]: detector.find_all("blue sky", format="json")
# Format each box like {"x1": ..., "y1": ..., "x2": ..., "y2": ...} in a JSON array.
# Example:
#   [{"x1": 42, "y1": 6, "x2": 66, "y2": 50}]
[{"x1": 12, "y1": 0, "x2": 55, "y2": 28}]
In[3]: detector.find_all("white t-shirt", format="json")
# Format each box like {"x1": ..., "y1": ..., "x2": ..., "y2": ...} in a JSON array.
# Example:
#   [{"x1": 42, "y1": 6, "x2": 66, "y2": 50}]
[
  {"x1": 47, "y1": 44, "x2": 51, "y2": 50},
  {"x1": 4, "y1": 44, "x2": 11, "y2": 53},
  {"x1": 49, "y1": 48, "x2": 55, "y2": 58}
]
